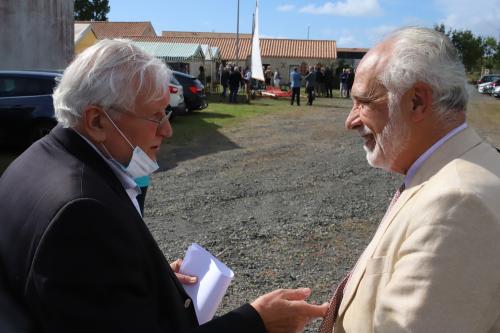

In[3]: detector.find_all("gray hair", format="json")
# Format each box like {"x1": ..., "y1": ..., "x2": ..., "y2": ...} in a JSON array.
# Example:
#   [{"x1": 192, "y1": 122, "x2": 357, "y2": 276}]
[
  {"x1": 378, "y1": 27, "x2": 468, "y2": 117},
  {"x1": 53, "y1": 39, "x2": 170, "y2": 127}
]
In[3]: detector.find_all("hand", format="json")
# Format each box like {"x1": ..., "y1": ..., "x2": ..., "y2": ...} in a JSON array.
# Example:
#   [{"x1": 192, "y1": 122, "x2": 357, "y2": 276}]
[
  {"x1": 170, "y1": 259, "x2": 197, "y2": 285},
  {"x1": 251, "y1": 288, "x2": 329, "y2": 333}
]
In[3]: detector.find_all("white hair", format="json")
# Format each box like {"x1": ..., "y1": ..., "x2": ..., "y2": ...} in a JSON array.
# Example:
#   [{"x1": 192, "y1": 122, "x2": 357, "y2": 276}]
[
  {"x1": 53, "y1": 39, "x2": 170, "y2": 127},
  {"x1": 379, "y1": 27, "x2": 468, "y2": 117}
]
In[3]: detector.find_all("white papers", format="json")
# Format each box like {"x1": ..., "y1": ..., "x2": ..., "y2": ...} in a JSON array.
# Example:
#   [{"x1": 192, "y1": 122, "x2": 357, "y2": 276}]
[{"x1": 179, "y1": 243, "x2": 234, "y2": 324}]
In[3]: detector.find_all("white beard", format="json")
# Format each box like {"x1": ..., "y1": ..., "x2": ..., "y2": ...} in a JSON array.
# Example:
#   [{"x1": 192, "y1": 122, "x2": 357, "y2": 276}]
[{"x1": 363, "y1": 95, "x2": 410, "y2": 172}]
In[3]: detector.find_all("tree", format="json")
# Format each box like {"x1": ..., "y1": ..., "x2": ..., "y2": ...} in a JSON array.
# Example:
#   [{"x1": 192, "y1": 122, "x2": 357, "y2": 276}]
[
  {"x1": 450, "y1": 30, "x2": 484, "y2": 72},
  {"x1": 434, "y1": 24, "x2": 484, "y2": 72},
  {"x1": 74, "y1": 0, "x2": 110, "y2": 21},
  {"x1": 482, "y1": 37, "x2": 498, "y2": 70}
]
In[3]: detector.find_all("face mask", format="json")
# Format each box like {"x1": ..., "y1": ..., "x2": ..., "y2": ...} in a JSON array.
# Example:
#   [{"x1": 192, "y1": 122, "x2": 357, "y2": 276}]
[{"x1": 102, "y1": 111, "x2": 159, "y2": 179}]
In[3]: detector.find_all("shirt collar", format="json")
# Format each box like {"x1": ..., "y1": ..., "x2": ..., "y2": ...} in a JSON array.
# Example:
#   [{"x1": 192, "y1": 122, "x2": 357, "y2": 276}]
[
  {"x1": 72, "y1": 129, "x2": 139, "y2": 193},
  {"x1": 404, "y1": 122, "x2": 468, "y2": 187}
]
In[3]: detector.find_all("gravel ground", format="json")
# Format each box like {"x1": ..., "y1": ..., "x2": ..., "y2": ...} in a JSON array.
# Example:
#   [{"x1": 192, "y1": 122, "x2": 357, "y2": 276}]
[{"x1": 145, "y1": 96, "x2": 401, "y2": 332}]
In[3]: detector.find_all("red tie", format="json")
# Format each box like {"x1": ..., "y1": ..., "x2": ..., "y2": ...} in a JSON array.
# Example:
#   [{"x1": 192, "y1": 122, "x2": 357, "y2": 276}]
[
  {"x1": 317, "y1": 273, "x2": 351, "y2": 333},
  {"x1": 318, "y1": 183, "x2": 406, "y2": 333}
]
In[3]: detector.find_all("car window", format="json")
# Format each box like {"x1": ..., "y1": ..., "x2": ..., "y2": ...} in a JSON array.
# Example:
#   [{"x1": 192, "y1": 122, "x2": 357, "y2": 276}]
[
  {"x1": 175, "y1": 75, "x2": 193, "y2": 86},
  {"x1": 0, "y1": 76, "x2": 56, "y2": 97}
]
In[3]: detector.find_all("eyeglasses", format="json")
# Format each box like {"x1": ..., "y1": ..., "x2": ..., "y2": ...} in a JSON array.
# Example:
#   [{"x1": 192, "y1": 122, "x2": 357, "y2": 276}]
[{"x1": 109, "y1": 107, "x2": 172, "y2": 131}]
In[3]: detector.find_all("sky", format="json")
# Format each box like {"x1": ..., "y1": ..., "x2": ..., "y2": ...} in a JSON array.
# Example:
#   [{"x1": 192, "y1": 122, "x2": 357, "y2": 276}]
[{"x1": 108, "y1": 0, "x2": 500, "y2": 48}]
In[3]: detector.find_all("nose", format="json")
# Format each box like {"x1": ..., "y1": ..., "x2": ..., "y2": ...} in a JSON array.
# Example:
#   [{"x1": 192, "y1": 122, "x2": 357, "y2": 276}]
[
  {"x1": 158, "y1": 119, "x2": 173, "y2": 139},
  {"x1": 345, "y1": 105, "x2": 362, "y2": 130}
]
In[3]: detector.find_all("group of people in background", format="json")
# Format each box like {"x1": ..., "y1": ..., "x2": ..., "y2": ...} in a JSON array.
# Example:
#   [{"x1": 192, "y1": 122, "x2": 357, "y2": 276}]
[
  {"x1": 217, "y1": 62, "x2": 355, "y2": 105},
  {"x1": 290, "y1": 65, "x2": 355, "y2": 106},
  {"x1": 219, "y1": 64, "x2": 252, "y2": 104},
  {"x1": 339, "y1": 68, "x2": 355, "y2": 98}
]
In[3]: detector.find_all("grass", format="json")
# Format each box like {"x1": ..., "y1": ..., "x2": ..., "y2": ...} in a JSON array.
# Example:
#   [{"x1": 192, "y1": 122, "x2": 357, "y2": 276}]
[{"x1": 167, "y1": 95, "x2": 300, "y2": 146}]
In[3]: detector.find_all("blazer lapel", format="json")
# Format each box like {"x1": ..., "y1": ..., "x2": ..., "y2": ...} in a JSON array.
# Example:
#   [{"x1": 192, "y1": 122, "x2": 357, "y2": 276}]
[{"x1": 338, "y1": 183, "x2": 423, "y2": 317}]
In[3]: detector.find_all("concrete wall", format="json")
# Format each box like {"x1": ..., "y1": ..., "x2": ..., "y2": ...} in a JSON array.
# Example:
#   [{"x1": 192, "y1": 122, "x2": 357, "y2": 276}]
[{"x1": 0, "y1": 0, "x2": 74, "y2": 70}]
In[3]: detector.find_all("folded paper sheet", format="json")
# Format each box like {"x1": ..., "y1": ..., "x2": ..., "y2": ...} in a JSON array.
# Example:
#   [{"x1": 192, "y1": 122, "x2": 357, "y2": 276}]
[{"x1": 179, "y1": 243, "x2": 234, "y2": 324}]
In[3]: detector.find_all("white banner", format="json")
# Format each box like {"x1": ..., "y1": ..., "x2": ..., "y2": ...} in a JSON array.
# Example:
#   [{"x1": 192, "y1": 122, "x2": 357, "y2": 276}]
[{"x1": 251, "y1": 0, "x2": 265, "y2": 81}]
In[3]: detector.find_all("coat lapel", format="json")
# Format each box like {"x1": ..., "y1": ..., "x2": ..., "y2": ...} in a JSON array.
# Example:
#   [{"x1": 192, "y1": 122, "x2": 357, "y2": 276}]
[{"x1": 338, "y1": 183, "x2": 422, "y2": 317}]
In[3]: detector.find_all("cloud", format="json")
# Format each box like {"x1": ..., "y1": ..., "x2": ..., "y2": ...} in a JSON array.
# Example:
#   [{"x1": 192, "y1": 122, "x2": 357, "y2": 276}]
[
  {"x1": 338, "y1": 35, "x2": 358, "y2": 47},
  {"x1": 277, "y1": 4, "x2": 295, "y2": 12},
  {"x1": 436, "y1": 0, "x2": 500, "y2": 38},
  {"x1": 299, "y1": 0, "x2": 382, "y2": 17},
  {"x1": 365, "y1": 25, "x2": 398, "y2": 43}
]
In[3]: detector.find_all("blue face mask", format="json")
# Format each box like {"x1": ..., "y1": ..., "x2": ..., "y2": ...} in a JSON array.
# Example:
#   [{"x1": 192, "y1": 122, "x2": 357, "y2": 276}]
[{"x1": 102, "y1": 111, "x2": 159, "y2": 179}]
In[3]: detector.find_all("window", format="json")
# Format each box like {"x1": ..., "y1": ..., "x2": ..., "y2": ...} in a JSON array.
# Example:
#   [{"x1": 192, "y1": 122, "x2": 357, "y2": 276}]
[{"x1": 0, "y1": 76, "x2": 56, "y2": 97}]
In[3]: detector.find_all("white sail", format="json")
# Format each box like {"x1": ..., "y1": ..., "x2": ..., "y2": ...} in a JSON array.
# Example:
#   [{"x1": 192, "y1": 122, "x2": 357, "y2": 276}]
[{"x1": 251, "y1": 0, "x2": 264, "y2": 81}]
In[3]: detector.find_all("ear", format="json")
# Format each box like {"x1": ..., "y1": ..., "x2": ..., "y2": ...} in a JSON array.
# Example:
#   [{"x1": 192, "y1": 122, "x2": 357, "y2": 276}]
[
  {"x1": 79, "y1": 106, "x2": 108, "y2": 143},
  {"x1": 410, "y1": 82, "x2": 433, "y2": 122}
]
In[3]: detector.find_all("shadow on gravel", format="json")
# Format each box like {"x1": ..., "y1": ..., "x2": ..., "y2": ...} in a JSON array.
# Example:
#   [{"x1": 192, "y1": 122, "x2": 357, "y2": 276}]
[{"x1": 157, "y1": 113, "x2": 241, "y2": 171}]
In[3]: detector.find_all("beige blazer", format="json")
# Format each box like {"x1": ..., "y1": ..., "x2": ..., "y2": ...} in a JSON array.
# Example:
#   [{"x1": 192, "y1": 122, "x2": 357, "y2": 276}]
[{"x1": 336, "y1": 127, "x2": 500, "y2": 333}]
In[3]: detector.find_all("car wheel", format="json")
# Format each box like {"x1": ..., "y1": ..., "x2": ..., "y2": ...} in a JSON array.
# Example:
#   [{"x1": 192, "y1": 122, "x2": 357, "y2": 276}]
[{"x1": 30, "y1": 119, "x2": 55, "y2": 143}]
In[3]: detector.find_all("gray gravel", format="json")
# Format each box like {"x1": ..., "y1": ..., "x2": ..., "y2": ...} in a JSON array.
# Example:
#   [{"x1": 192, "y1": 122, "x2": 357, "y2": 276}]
[{"x1": 145, "y1": 97, "x2": 401, "y2": 332}]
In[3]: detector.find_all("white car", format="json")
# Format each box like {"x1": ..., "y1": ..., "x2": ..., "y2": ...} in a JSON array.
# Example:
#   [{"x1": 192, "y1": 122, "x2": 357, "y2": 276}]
[
  {"x1": 477, "y1": 75, "x2": 500, "y2": 93},
  {"x1": 492, "y1": 84, "x2": 500, "y2": 98},
  {"x1": 168, "y1": 75, "x2": 187, "y2": 116}
]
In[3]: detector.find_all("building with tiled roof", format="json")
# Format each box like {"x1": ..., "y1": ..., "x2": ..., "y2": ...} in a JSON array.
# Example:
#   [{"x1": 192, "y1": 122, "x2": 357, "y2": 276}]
[
  {"x1": 161, "y1": 32, "x2": 337, "y2": 60},
  {"x1": 161, "y1": 32, "x2": 344, "y2": 83},
  {"x1": 162, "y1": 31, "x2": 368, "y2": 69},
  {"x1": 76, "y1": 21, "x2": 156, "y2": 39}
]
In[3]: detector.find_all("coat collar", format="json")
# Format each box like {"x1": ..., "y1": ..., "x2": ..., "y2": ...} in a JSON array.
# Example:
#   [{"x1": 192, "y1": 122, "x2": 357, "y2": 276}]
[
  {"x1": 338, "y1": 127, "x2": 483, "y2": 318},
  {"x1": 49, "y1": 125, "x2": 130, "y2": 202}
]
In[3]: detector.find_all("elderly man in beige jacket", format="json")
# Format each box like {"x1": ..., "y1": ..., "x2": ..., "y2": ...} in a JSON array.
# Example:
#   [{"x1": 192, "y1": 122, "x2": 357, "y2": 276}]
[{"x1": 320, "y1": 26, "x2": 500, "y2": 333}]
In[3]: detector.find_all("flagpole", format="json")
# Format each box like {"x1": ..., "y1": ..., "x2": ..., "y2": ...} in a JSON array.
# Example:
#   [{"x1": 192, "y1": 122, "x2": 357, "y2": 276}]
[{"x1": 236, "y1": 0, "x2": 240, "y2": 66}]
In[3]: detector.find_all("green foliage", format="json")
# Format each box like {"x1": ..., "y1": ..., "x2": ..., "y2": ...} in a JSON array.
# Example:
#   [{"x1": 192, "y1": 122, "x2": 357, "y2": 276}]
[
  {"x1": 74, "y1": 0, "x2": 110, "y2": 21},
  {"x1": 434, "y1": 23, "x2": 500, "y2": 72},
  {"x1": 450, "y1": 30, "x2": 483, "y2": 72}
]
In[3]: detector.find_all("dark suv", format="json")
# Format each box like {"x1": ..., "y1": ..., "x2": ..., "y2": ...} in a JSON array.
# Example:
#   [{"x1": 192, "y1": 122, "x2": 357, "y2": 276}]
[
  {"x1": 172, "y1": 71, "x2": 208, "y2": 111},
  {"x1": 0, "y1": 70, "x2": 61, "y2": 146}
]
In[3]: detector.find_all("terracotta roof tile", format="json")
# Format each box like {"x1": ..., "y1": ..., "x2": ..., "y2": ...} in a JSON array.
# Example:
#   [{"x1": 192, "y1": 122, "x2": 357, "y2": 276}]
[
  {"x1": 154, "y1": 35, "x2": 336, "y2": 60},
  {"x1": 76, "y1": 21, "x2": 156, "y2": 39}
]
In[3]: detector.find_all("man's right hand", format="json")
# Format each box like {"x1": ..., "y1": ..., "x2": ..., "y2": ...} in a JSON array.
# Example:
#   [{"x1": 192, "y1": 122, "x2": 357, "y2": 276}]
[{"x1": 250, "y1": 288, "x2": 328, "y2": 333}]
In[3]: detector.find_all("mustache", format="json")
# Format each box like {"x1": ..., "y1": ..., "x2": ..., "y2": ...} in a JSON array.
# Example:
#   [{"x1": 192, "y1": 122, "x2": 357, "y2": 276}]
[{"x1": 358, "y1": 126, "x2": 373, "y2": 136}]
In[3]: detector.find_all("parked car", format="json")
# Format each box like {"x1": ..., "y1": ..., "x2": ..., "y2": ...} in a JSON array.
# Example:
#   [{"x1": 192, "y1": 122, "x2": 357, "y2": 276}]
[
  {"x1": 172, "y1": 71, "x2": 208, "y2": 111},
  {"x1": 477, "y1": 74, "x2": 500, "y2": 93},
  {"x1": 486, "y1": 79, "x2": 500, "y2": 95},
  {"x1": 167, "y1": 74, "x2": 187, "y2": 117},
  {"x1": 492, "y1": 82, "x2": 500, "y2": 98},
  {"x1": 0, "y1": 70, "x2": 61, "y2": 146}
]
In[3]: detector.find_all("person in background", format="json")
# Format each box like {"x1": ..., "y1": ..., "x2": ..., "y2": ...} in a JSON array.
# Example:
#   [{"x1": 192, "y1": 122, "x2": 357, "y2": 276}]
[
  {"x1": 304, "y1": 66, "x2": 316, "y2": 106},
  {"x1": 0, "y1": 38, "x2": 328, "y2": 333},
  {"x1": 318, "y1": 26, "x2": 500, "y2": 333},
  {"x1": 273, "y1": 69, "x2": 281, "y2": 88},
  {"x1": 221, "y1": 65, "x2": 230, "y2": 99},
  {"x1": 264, "y1": 66, "x2": 273, "y2": 87},
  {"x1": 339, "y1": 68, "x2": 348, "y2": 98},
  {"x1": 197, "y1": 65, "x2": 206, "y2": 91},
  {"x1": 228, "y1": 66, "x2": 244, "y2": 103},
  {"x1": 324, "y1": 66, "x2": 334, "y2": 98},
  {"x1": 290, "y1": 67, "x2": 302, "y2": 106},
  {"x1": 346, "y1": 68, "x2": 355, "y2": 98},
  {"x1": 244, "y1": 67, "x2": 252, "y2": 104}
]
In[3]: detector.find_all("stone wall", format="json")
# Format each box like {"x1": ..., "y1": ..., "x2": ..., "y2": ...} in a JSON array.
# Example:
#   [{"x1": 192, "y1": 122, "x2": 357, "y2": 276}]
[{"x1": 0, "y1": 0, "x2": 74, "y2": 70}]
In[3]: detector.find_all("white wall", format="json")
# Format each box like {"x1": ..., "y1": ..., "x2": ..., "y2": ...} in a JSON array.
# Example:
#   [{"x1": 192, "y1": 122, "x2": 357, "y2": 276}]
[{"x1": 0, "y1": 0, "x2": 74, "y2": 70}]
